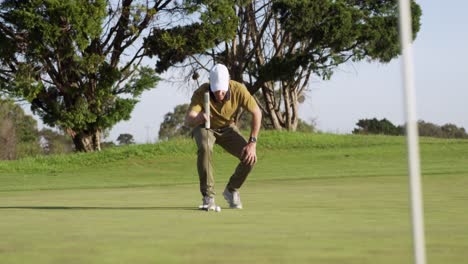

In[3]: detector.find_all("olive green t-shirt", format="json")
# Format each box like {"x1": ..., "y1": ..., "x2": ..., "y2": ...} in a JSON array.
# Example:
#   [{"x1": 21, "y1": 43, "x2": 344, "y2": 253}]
[{"x1": 189, "y1": 80, "x2": 257, "y2": 129}]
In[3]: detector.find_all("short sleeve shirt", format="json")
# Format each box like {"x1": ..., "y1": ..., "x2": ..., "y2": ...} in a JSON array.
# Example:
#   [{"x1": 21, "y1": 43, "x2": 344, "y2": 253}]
[{"x1": 189, "y1": 80, "x2": 257, "y2": 129}]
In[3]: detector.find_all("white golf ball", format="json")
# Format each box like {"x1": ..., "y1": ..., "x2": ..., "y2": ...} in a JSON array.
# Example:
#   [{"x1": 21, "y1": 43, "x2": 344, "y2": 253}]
[{"x1": 215, "y1": 206, "x2": 221, "y2": 212}]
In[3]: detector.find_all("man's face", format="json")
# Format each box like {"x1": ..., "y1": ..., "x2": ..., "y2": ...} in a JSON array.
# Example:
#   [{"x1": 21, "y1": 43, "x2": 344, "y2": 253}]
[{"x1": 214, "y1": 90, "x2": 227, "y2": 102}]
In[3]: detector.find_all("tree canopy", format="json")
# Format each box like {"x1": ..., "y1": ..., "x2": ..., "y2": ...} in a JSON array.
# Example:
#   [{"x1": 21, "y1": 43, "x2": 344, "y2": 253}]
[
  {"x1": 158, "y1": 103, "x2": 191, "y2": 141},
  {"x1": 353, "y1": 118, "x2": 403, "y2": 135},
  {"x1": 0, "y1": 0, "x2": 423, "y2": 151},
  {"x1": 117, "y1": 133, "x2": 135, "y2": 145},
  {"x1": 353, "y1": 118, "x2": 468, "y2": 139},
  {"x1": 157, "y1": 0, "x2": 421, "y2": 131},
  {"x1": 0, "y1": 0, "x2": 237, "y2": 151}
]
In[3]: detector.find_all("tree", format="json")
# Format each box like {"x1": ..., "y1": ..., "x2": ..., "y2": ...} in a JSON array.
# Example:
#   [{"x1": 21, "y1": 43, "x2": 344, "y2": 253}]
[
  {"x1": 440, "y1": 123, "x2": 467, "y2": 139},
  {"x1": 353, "y1": 118, "x2": 468, "y2": 139},
  {"x1": 417, "y1": 120, "x2": 443, "y2": 138},
  {"x1": 353, "y1": 118, "x2": 402, "y2": 135},
  {"x1": 117, "y1": 133, "x2": 135, "y2": 145},
  {"x1": 158, "y1": 104, "x2": 191, "y2": 141},
  {"x1": 39, "y1": 128, "x2": 74, "y2": 154},
  {"x1": 417, "y1": 121, "x2": 468, "y2": 139},
  {"x1": 175, "y1": 0, "x2": 421, "y2": 131},
  {"x1": 0, "y1": 0, "x2": 237, "y2": 152},
  {"x1": 0, "y1": 98, "x2": 41, "y2": 159}
]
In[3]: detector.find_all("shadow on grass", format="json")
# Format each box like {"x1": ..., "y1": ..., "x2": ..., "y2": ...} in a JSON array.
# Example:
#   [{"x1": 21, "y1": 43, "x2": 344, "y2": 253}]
[{"x1": 0, "y1": 206, "x2": 198, "y2": 211}]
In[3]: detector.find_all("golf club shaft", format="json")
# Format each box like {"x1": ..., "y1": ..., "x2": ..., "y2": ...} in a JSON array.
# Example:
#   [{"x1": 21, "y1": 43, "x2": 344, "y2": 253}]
[{"x1": 204, "y1": 92, "x2": 210, "y2": 129}]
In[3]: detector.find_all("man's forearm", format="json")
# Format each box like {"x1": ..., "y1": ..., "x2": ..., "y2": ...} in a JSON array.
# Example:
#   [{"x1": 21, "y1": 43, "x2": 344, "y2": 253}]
[
  {"x1": 250, "y1": 108, "x2": 262, "y2": 138},
  {"x1": 185, "y1": 111, "x2": 204, "y2": 128}
]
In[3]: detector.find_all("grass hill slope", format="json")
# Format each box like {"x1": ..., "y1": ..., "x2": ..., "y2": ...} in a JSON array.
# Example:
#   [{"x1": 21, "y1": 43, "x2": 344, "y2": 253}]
[{"x1": 0, "y1": 132, "x2": 466, "y2": 191}]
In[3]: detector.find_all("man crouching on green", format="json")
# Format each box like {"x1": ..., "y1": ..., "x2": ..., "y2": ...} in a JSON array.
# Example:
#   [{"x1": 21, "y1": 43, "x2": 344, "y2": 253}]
[{"x1": 185, "y1": 64, "x2": 262, "y2": 210}]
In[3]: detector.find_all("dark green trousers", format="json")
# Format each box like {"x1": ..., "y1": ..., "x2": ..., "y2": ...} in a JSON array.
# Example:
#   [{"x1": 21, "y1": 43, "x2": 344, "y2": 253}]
[{"x1": 193, "y1": 125, "x2": 254, "y2": 197}]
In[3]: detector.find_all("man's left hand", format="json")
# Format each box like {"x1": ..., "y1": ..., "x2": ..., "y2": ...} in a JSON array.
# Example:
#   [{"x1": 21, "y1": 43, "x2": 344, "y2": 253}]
[{"x1": 241, "y1": 143, "x2": 257, "y2": 166}]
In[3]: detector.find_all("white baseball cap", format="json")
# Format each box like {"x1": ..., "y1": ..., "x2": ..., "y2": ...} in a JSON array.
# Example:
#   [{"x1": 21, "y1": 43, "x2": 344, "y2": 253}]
[{"x1": 209, "y1": 64, "x2": 230, "y2": 92}]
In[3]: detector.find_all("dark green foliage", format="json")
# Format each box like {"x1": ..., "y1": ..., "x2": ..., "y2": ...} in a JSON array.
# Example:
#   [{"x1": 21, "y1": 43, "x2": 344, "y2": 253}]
[
  {"x1": 353, "y1": 118, "x2": 403, "y2": 135},
  {"x1": 440, "y1": 124, "x2": 467, "y2": 139},
  {"x1": 417, "y1": 121, "x2": 468, "y2": 139},
  {"x1": 158, "y1": 104, "x2": 191, "y2": 141},
  {"x1": 0, "y1": 0, "x2": 157, "y2": 151},
  {"x1": 117, "y1": 133, "x2": 135, "y2": 145},
  {"x1": 417, "y1": 120, "x2": 444, "y2": 138},
  {"x1": 268, "y1": 0, "x2": 422, "y2": 81},
  {"x1": 145, "y1": 0, "x2": 237, "y2": 73},
  {"x1": 1, "y1": 1, "x2": 231, "y2": 152},
  {"x1": 353, "y1": 118, "x2": 468, "y2": 139}
]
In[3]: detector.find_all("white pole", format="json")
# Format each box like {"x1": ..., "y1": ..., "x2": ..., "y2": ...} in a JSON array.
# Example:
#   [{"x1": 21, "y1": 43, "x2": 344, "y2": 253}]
[
  {"x1": 397, "y1": 1, "x2": 427, "y2": 264},
  {"x1": 204, "y1": 92, "x2": 210, "y2": 129}
]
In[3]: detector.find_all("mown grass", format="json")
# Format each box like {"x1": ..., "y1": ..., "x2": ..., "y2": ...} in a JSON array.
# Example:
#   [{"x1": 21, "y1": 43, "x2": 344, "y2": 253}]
[
  {"x1": 1, "y1": 132, "x2": 466, "y2": 191},
  {"x1": 0, "y1": 132, "x2": 467, "y2": 264},
  {"x1": 1, "y1": 131, "x2": 458, "y2": 174}
]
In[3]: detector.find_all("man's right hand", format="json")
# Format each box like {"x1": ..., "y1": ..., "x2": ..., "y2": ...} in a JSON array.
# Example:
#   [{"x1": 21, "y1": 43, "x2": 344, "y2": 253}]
[
  {"x1": 185, "y1": 110, "x2": 209, "y2": 128},
  {"x1": 197, "y1": 112, "x2": 209, "y2": 125}
]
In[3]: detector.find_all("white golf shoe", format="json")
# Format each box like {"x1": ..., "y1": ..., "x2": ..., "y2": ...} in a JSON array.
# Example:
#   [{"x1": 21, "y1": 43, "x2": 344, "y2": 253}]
[
  {"x1": 223, "y1": 188, "x2": 243, "y2": 209},
  {"x1": 199, "y1": 196, "x2": 216, "y2": 211}
]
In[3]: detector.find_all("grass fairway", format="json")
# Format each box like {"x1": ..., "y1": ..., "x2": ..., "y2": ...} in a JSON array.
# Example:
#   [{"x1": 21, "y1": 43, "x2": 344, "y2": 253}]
[{"x1": 1, "y1": 133, "x2": 467, "y2": 263}]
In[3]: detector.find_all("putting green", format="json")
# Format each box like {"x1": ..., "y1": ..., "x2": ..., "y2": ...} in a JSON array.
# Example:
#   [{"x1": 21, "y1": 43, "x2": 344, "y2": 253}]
[
  {"x1": 1, "y1": 175, "x2": 467, "y2": 263},
  {"x1": 1, "y1": 133, "x2": 467, "y2": 263}
]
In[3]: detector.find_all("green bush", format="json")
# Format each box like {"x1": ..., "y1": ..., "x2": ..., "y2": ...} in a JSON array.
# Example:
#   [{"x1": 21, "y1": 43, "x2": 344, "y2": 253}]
[{"x1": 16, "y1": 142, "x2": 43, "y2": 159}]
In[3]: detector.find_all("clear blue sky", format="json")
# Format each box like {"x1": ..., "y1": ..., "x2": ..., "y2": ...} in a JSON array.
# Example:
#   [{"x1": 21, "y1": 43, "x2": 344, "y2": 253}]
[{"x1": 27, "y1": 1, "x2": 468, "y2": 143}]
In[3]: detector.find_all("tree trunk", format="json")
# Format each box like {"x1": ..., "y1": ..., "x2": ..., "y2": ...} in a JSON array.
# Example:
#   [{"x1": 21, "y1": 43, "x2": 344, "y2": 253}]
[
  {"x1": 289, "y1": 85, "x2": 299, "y2": 131},
  {"x1": 262, "y1": 82, "x2": 300, "y2": 132},
  {"x1": 282, "y1": 81, "x2": 292, "y2": 130},
  {"x1": 281, "y1": 82, "x2": 299, "y2": 131},
  {"x1": 71, "y1": 130, "x2": 101, "y2": 152},
  {"x1": 261, "y1": 83, "x2": 282, "y2": 130}
]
